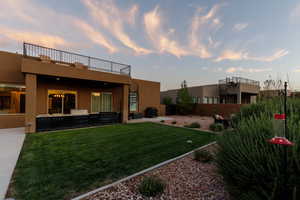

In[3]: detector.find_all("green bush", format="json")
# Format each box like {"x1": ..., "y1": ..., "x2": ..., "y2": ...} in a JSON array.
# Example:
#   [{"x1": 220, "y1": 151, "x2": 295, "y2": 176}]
[
  {"x1": 162, "y1": 96, "x2": 173, "y2": 105},
  {"x1": 216, "y1": 99, "x2": 300, "y2": 200},
  {"x1": 194, "y1": 149, "x2": 213, "y2": 163},
  {"x1": 138, "y1": 176, "x2": 166, "y2": 197},
  {"x1": 171, "y1": 120, "x2": 177, "y2": 124},
  {"x1": 160, "y1": 120, "x2": 165, "y2": 123},
  {"x1": 209, "y1": 123, "x2": 224, "y2": 132},
  {"x1": 184, "y1": 122, "x2": 201, "y2": 128}
]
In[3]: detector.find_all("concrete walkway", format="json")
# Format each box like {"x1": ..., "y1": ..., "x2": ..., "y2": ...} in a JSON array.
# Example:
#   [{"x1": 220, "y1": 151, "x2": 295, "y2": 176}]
[
  {"x1": 0, "y1": 128, "x2": 25, "y2": 200},
  {"x1": 128, "y1": 116, "x2": 173, "y2": 123}
]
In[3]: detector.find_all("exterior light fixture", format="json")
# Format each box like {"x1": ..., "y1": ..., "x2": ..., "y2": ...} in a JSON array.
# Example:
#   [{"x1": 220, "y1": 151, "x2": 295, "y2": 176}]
[
  {"x1": 92, "y1": 92, "x2": 101, "y2": 97},
  {"x1": 53, "y1": 94, "x2": 64, "y2": 98}
]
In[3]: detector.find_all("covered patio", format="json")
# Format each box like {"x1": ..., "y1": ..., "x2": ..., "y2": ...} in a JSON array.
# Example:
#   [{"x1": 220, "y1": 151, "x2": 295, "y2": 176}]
[
  {"x1": 33, "y1": 76, "x2": 128, "y2": 132},
  {"x1": 22, "y1": 44, "x2": 131, "y2": 133}
]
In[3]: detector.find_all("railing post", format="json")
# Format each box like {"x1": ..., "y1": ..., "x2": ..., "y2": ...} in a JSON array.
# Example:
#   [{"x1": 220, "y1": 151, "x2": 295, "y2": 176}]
[
  {"x1": 111, "y1": 62, "x2": 113, "y2": 72},
  {"x1": 88, "y1": 56, "x2": 91, "y2": 68},
  {"x1": 129, "y1": 65, "x2": 131, "y2": 76},
  {"x1": 23, "y1": 43, "x2": 26, "y2": 56},
  {"x1": 60, "y1": 51, "x2": 62, "y2": 61}
]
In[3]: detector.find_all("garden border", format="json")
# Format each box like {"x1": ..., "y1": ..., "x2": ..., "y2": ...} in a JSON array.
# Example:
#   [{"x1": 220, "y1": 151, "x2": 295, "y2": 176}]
[{"x1": 71, "y1": 141, "x2": 216, "y2": 200}]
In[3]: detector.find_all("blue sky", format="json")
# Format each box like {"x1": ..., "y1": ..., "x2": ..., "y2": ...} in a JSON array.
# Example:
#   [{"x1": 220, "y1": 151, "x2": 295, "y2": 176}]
[{"x1": 0, "y1": 0, "x2": 300, "y2": 91}]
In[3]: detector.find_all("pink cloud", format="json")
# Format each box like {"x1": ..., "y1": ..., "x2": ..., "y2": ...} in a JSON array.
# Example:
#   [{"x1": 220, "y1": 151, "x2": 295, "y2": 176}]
[
  {"x1": 226, "y1": 67, "x2": 271, "y2": 73},
  {"x1": 215, "y1": 49, "x2": 289, "y2": 62},
  {"x1": 82, "y1": 0, "x2": 151, "y2": 55},
  {"x1": 144, "y1": 6, "x2": 188, "y2": 57},
  {"x1": 0, "y1": 27, "x2": 69, "y2": 48},
  {"x1": 73, "y1": 19, "x2": 118, "y2": 53}
]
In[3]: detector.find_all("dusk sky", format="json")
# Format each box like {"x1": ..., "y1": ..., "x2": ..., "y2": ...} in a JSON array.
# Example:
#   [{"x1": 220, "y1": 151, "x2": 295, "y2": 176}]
[{"x1": 1, "y1": 0, "x2": 300, "y2": 91}]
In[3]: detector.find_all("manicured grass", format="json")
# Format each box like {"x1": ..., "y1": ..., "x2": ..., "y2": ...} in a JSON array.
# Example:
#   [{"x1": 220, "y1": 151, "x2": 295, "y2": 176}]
[{"x1": 10, "y1": 122, "x2": 215, "y2": 200}]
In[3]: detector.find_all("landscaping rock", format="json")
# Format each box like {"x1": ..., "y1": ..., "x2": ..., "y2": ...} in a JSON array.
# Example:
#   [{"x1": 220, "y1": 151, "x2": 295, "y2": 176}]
[{"x1": 84, "y1": 145, "x2": 228, "y2": 200}]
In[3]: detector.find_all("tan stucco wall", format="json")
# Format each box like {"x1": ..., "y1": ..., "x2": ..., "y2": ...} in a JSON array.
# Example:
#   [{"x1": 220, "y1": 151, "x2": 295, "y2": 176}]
[
  {"x1": 132, "y1": 79, "x2": 161, "y2": 114},
  {"x1": 0, "y1": 114, "x2": 25, "y2": 128},
  {"x1": 0, "y1": 51, "x2": 24, "y2": 84},
  {"x1": 160, "y1": 89, "x2": 178, "y2": 104},
  {"x1": 202, "y1": 84, "x2": 219, "y2": 97},
  {"x1": 22, "y1": 58, "x2": 131, "y2": 85},
  {"x1": 25, "y1": 74, "x2": 37, "y2": 133},
  {"x1": 239, "y1": 83, "x2": 260, "y2": 94},
  {"x1": 161, "y1": 84, "x2": 219, "y2": 104},
  {"x1": 36, "y1": 78, "x2": 124, "y2": 115}
]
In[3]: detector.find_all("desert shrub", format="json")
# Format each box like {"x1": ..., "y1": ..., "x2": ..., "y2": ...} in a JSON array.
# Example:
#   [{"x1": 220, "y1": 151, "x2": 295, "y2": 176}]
[
  {"x1": 145, "y1": 107, "x2": 158, "y2": 118},
  {"x1": 171, "y1": 120, "x2": 177, "y2": 124},
  {"x1": 209, "y1": 123, "x2": 224, "y2": 132},
  {"x1": 232, "y1": 99, "x2": 300, "y2": 127},
  {"x1": 176, "y1": 80, "x2": 193, "y2": 115},
  {"x1": 162, "y1": 96, "x2": 173, "y2": 105},
  {"x1": 194, "y1": 149, "x2": 213, "y2": 163},
  {"x1": 216, "y1": 99, "x2": 300, "y2": 200},
  {"x1": 184, "y1": 122, "x2": 201, "y2": 128},
  {"x1": 138, "y1": 176, "x2": 166, "y2": 197}
]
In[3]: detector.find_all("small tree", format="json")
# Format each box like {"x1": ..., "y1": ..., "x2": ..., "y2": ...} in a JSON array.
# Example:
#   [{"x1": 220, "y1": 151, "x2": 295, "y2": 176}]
[
  {"x1": 261, "y1": 75, "x2": 291, "y2": 100},
  {"x1": 177, "y1": 80, "x2": 193, "y2": 115},
  {"x1": 162, "y1": 96, "x2": 173, "y2": 105}
]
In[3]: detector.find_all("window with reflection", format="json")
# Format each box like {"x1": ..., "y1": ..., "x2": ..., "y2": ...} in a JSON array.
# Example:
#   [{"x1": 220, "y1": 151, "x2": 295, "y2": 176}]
[
  {"x1": 129, "y1": 92, "x2": 138, "y2": 112},
  {"x1": 48, "y1": 90, "x2": 76, "y2": 114},
  {"x1": 0, "y1": 84, "x2": 25, "y2": 114},
  {"x1": 91, "y1": 92, "x2": 112, "y2": 113}
]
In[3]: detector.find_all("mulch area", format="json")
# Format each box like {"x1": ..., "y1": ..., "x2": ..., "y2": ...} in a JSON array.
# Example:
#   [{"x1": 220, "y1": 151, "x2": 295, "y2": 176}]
[
  {"x1": 163, "y1": 115, "x2": 215, "y2": 131},
  {"x1": 83, "y1": 145, "x2": 229, "y2": 200}
]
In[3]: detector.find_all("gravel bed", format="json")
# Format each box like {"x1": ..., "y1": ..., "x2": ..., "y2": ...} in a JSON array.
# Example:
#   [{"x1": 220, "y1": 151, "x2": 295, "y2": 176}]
[{"x1": 83, "y1": 145, "x2": 229, "y2": 200}]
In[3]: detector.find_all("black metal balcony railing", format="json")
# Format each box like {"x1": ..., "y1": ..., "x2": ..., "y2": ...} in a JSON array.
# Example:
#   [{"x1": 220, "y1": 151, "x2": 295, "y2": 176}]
[
  {"x1": 219, "y1": 77, "x2": 260, "y2": 86},
  {"x1": 23, "y1": 42, "x2": 131, "y2": 76}
]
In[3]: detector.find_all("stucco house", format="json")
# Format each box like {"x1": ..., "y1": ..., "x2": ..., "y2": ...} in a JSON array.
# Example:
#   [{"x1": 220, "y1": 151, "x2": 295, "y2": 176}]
[
  {"x1": 0, "y1": 43, "x2": 162, "y2": 133},
  {"x1": 161, "y1": 77, "x2": 260, "y2": 105}
]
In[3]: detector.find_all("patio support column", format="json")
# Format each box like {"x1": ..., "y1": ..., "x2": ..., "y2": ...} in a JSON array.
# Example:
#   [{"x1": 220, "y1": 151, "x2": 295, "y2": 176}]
[
  {"x1": 237, "y1": 92, "x2": 242, "y2": 104},
  {"x1": 25, "y1": 73, "x2": 37, "y2": 133},
  {"x1": 121, "y1": 84, "x2": 129, "y2": 123}
]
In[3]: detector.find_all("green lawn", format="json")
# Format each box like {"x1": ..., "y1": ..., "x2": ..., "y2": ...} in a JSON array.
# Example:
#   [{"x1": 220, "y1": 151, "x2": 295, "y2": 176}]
[{"x1": 10, "y1": 122, "x2": 215, "y2": 200}]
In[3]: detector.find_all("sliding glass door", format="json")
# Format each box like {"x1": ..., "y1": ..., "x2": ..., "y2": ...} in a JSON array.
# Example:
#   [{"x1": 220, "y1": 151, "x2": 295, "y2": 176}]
[
  {"x1": 91, "y1": 92, "x2": 112, "y2": 113},
  {"x1": 48, "y1": 90, "x2": 77, "y2": 114}
]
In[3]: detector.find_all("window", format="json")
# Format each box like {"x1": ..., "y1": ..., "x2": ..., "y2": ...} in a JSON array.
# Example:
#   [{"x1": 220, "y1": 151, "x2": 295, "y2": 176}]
[
  {"x1": 192, "y1": 96, "x2": 197, "y2": 103},
  {"x1": 203, "y1": 97, "x2": 208, "y2": 104},
  {"x1": 91, "y1": 92, "x2": 112, "y2": 113},
  {"x1": 129, "y1": 92, "x2": 138, "y2": 112},
  {"x1": 197, "y1": 97, "x2": 201, "y2": 104},
  {"x1": 0, "y1": 84, "x2": 25, "y2": 114},
  {"x1": 213, "y1": 97, "x2": 219, "y2": 104},
  {"x1": 48, "y1": 90, "x2": 76, "y2": 114}
]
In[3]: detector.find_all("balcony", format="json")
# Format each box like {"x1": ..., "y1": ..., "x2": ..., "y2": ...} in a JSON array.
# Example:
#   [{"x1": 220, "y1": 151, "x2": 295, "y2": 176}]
[
  {"x1": 23, "y1": 42, "x2": 131, "y2": 76},
  {"x1": 219, "y1": 76, "x2": 260, "y2": 86},
  {"x1": 219, "y1": 77, "x2": 260, "y2": 95}
]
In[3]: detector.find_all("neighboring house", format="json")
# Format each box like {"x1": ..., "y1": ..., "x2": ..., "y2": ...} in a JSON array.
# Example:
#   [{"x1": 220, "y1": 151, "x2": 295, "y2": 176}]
[
  {"x1": 292, "y1": 91, "x2": 300, "y2": 98},
  {"x1": 0, "y1": 43, "x2": 161, "y2": 133},
  {"x1": 259, "y1": 89, "x2": 292, "y2": 99},
  {"x1": 161, "y1": 77, "x2": 260, "y2": 105}
]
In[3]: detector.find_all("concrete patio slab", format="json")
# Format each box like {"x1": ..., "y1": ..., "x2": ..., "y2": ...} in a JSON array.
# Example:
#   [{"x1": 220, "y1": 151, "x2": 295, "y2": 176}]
[
  {"x1": 0, "y1": 128, "x2": 25, "y2": 200},
  {"x1": 129, "y1": 115, "x2": 215, "y2": 131}
]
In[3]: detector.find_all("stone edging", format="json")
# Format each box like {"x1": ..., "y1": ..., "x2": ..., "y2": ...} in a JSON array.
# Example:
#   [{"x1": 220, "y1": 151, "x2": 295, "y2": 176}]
[
  {"x1": 71, "y1": 141, "x2": 217, "y2": 200},
  {"x1": 153, "y1": 121, "x2": 217, "y2": 134}
]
